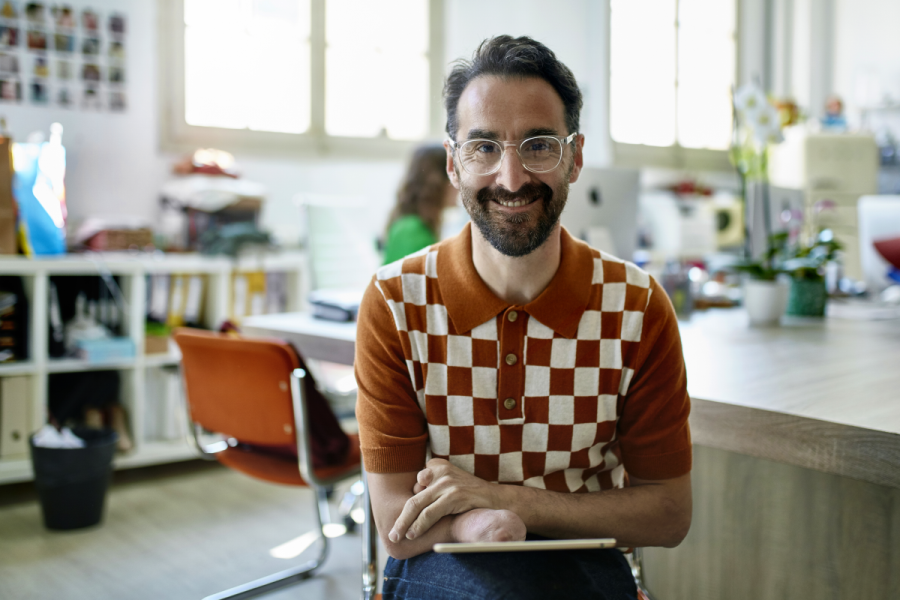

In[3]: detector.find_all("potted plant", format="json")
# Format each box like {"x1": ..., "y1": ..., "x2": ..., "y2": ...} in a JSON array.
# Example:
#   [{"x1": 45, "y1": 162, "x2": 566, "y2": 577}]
[
  {"x1": 782, "y1": 229, "x2": 842, "y2": 317},
  {"x1": 732, "y1": 232, "x2": 790, "y2": 326}
]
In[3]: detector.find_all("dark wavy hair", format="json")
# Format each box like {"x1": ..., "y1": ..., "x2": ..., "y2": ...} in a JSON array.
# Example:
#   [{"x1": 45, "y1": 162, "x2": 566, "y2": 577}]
[
  {"x1": 385, "y1": 144, "x2": 449, "y2": 239},
  {"x1": 443, "y1": 35, "x2": 583, "y2": 142}
]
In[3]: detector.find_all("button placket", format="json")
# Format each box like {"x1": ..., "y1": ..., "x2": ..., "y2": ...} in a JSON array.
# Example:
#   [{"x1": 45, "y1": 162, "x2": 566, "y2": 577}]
[{"x1": 497, "y1": 307, "x2": 525, "y2": 420}]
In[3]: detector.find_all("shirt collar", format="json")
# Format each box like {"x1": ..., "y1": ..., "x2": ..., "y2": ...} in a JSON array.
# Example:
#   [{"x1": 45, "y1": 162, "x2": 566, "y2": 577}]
[{"x1": 436, "y1": 223, "x2": 594, "y2": 338}]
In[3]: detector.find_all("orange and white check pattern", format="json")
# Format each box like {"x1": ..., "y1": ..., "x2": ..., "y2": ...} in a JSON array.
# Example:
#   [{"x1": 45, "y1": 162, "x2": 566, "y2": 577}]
[{"x1": 372, "y1": 242, "x2": 654, "y2": 493}]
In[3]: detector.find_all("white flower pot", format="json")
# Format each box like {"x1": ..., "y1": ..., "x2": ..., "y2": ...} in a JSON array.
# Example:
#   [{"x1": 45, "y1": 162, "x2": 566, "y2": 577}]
[{"x1": 744, "y1": 279, "x2": 789, "y2": 326}]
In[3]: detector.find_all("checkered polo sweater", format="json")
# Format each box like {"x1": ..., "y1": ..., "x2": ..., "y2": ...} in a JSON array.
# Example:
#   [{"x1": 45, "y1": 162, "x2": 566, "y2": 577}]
[{"x1": 355, "y1": 224, "x2": 691, "y2": 493}]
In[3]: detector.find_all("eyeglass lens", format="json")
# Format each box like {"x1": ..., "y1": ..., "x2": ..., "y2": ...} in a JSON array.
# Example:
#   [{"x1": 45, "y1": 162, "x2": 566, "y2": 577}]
[{"x1": 458, "y1": 137, "x2": 564, "y2": 175}]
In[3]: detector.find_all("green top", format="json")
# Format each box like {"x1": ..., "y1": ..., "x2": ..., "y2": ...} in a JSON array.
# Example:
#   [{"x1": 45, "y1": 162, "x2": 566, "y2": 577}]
[{"x1": 383, "y1": 215, "x2": 437, "y2": 265}]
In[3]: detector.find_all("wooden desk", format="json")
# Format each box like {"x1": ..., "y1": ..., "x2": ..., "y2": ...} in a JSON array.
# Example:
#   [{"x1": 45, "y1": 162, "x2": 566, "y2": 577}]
[
  {"x1": 649, "y1": 309, "x2": 900, "y2": 600},
  {"x1": 242, "y1": 312, "x2": 357, "y2": 365},
  {"x1": 680, "y1": 309, "x2": 900, "y2": 489}
]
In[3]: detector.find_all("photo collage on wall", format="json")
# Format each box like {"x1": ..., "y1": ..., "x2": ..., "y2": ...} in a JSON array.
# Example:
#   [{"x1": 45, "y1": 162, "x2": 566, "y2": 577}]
[{"x1": 0, "y1": 2, "x2": 126, "y2": 111}]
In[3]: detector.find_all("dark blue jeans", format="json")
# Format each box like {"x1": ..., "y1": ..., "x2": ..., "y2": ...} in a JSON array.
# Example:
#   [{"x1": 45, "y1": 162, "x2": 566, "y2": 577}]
[{"x1": 382, "y1": 538, "x2": 638, "y2": 600}]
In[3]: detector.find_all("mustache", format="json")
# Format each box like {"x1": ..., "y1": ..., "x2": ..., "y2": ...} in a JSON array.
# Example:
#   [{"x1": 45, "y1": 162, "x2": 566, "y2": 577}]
[{"x1": 476, "y1": 181, "x2": 553, "y2": 205}]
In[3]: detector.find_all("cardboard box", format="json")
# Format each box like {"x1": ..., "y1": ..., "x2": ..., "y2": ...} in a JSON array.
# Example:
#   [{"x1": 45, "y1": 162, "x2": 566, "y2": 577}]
[
  {"x1": 0, "y1": 137, "x2": 18, "y2": 255},
  {"x1": 0, "y1": 376, "x2": 30, "y2": 459},
  {"x1": 144, "y1": 335, "x2": 170, "y2": 355}
]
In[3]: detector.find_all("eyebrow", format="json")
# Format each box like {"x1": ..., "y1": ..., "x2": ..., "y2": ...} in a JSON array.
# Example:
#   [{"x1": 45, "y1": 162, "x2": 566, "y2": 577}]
[{"x1": 464, "y1": 127, "x2": 561, "y2": 141}]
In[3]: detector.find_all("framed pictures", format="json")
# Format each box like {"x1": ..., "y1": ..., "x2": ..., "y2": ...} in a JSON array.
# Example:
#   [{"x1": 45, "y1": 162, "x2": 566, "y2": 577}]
[{"x1": 0, "y1": 2, "x2": 127, "y2": 111}]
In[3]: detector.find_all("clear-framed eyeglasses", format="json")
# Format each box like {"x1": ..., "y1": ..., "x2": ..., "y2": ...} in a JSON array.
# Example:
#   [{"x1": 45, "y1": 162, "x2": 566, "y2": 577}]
[{"x1": 447, "y1": 132, "x2": 578, "y2": 176}]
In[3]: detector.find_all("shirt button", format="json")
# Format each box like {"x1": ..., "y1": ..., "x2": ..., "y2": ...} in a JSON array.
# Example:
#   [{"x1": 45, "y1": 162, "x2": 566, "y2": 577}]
[
  {"x1": 505, "y1": 353, "x2": 517, "y2": 366},
  {"x1": 507, "y1": 311, "x2": 518, "y2": 322},
  {"x1": 504, "y1": 398, "x2": 517, "y2": 410}
]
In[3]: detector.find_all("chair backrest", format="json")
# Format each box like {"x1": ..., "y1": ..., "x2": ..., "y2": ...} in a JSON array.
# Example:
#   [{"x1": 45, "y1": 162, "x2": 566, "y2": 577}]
[{"x1": 173, "y1": 328, "x2": 300, "y2": 447}]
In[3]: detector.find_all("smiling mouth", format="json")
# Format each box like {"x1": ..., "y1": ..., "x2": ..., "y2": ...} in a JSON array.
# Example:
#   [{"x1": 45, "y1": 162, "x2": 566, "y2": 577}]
[{"x1": 494, "y1": 197, "x2": 538, "y2": 208}]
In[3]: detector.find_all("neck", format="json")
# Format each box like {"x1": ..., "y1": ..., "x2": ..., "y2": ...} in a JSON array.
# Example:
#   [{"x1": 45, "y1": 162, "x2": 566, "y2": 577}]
[{"x1": 471, "y1": 225, "x2": 562, "y2": 306}]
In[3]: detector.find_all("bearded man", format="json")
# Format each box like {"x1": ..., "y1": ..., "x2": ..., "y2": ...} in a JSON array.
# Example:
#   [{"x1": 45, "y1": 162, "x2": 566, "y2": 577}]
[{"x1": 355, "y1": 35, "x2": 693, "y2": 599}]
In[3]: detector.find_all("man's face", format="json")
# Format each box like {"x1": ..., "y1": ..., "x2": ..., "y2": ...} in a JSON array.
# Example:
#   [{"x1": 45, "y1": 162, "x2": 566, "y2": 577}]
[{"x1": 445, "y1": 75, "x2": 583, "y2": 257}]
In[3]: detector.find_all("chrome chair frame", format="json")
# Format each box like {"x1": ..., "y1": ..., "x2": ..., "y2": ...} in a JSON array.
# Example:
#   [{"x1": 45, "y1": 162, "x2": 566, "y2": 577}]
[
  {"x1": 184, "y1": 367, "x2": 361, "y2": 600},
  {"x1": 361, "y1": 469, "x2": 379, "y2": 600}
]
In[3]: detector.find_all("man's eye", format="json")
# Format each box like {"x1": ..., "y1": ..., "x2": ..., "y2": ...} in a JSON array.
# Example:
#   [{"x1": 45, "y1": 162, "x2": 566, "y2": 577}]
[
  {"x1": 475, "y1": 143, "x2": 497, "y2": 154},
  {"x1": 526, "y1": 141, "x2": 551, "y2": 152}
]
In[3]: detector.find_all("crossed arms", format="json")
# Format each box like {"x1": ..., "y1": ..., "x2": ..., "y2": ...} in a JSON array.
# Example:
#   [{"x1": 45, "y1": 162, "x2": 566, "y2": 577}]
[{"x1": 369, "y1": 458, "x2": 692, "y2": 560}]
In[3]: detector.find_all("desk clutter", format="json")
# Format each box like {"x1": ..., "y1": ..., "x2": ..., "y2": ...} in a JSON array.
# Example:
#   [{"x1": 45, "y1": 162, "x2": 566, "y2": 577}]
[{"x1": 309, "y1": 288, "x2": 363, "y2": 322}]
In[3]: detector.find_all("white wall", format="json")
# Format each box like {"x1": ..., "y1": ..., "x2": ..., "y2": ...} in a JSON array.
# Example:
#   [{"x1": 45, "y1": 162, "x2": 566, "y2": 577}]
[
  {"x1": 1, "y1": 0, "x2": 164, "y2": 227},
  {"x1": 833, "y1": 0, "x2": 900, "y2": 131}
]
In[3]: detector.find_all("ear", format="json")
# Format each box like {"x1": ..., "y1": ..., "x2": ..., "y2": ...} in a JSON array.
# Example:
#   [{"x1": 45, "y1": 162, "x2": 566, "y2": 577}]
[
  {"x1": 568, "y1": 134, "x2": 585, "y2": 185},
  {"x1": 444, "y1": 140, "x2": 461, "y2": 189}
]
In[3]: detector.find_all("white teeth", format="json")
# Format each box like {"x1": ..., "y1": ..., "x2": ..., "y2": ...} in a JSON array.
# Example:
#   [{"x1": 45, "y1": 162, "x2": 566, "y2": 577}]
[{"x1": 498, "y1": 199, "x2": 530, "y2": 208}]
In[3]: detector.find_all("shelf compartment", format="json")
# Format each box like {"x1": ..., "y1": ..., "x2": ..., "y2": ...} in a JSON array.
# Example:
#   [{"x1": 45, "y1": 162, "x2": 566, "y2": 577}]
[
  {"x1": 0, "y1": 361, "x2": 37, "y2": 376},
  {"x1": 144, "y1": 353, "x2": 181, "y2": 368},
  {"x1": 47, "y1": 358, "x2": 137, "y2": 373}
]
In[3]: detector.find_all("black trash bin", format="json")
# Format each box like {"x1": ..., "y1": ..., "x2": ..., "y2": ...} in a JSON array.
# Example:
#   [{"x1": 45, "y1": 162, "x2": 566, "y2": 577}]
[{"x1": 29, "y1": 428, "x2": 118, "y2": 530}]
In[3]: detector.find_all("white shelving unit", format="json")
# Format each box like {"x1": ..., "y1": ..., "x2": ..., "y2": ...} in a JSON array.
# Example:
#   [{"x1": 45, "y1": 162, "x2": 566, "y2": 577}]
[{"x1": 0, "y1": 250, "x2": 307, "y2": 484}]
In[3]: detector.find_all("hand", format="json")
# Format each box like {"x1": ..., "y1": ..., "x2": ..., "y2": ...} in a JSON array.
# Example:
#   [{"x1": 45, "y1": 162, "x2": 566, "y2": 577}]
[
  {"x1": 451, "y1": 508, "x2": 526, "y2": 544},
  {"x1": 388, "y1": 458, "x2": 504, "y2": 542}
]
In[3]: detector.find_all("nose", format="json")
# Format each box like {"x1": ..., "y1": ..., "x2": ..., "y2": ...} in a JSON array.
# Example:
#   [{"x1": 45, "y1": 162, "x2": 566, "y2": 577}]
[{"x1": 494, "y1": 144, "x2": 531, "y2": 193}]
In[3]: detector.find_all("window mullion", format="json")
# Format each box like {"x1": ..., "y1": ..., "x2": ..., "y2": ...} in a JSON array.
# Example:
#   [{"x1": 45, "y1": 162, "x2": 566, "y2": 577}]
[
  {"x1": 428, "y1": 0, "x2": 445, "y2": 137},
  {"x1": 674, "y1": 0, "x2": 681, "y2": 156},
  {"x1": 309, "y1": 0, "x2": 326, "y2": 137}
]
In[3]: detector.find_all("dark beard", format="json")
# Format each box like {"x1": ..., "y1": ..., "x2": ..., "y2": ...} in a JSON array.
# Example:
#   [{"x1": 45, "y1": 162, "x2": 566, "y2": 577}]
[{"x1": 460, "y1": 177, "x2": 569, "y2": 257}]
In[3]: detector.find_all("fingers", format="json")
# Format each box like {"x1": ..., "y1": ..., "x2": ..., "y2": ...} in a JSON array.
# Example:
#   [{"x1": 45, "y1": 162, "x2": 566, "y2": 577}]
[
  {"x1": 389, "y1": 487, "x2": 435, "y2": 543},
  {"x1": 405, "y1": 496, "x2": 455, "y2": 541},
  {"x1": 416, "y1": 467, "x2": 433, "y2": 488},
  {"x1": 412, "y1": 482, "x2": 425, "y2": 494}
]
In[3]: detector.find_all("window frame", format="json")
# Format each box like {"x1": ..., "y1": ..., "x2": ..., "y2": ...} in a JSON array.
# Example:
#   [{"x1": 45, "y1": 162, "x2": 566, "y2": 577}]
[
  {"x1": 607, "y1": 0, "x2": 740, "y2": 172},
  {"x1": 158, "y1": 0, "x2": 445, "y2": 159}
]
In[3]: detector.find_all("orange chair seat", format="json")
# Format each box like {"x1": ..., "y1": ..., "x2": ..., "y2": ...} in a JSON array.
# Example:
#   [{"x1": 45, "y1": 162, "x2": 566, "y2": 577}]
[{"x1": 218, "y1": 433, "x2": 361, "y2": 486}]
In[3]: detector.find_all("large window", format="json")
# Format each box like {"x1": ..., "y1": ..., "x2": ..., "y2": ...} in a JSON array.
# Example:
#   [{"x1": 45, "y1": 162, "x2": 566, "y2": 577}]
[
  {"x1": 161, "y1": 0, "x2": 442, "y2": 155},
  {"x1": 610, "y1": 0, "x2": 736, "y2": 168}
]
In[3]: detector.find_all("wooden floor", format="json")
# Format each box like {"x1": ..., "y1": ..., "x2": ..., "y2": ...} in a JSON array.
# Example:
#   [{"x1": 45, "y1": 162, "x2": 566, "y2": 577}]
[{"x1": 0, "y1": 460, "x2": 386, "y2": 600}]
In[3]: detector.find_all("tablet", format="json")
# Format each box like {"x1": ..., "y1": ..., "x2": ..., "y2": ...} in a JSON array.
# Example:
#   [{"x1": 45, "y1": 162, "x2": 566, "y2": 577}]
[{"x1": 433, "y1": 538, "x2": 616, "y2": 553}]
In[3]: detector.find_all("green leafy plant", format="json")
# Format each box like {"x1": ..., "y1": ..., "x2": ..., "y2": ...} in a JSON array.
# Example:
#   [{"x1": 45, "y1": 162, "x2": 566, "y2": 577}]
[
  {"x1": 731, "y1": 232, "x2": 789, "y2": 281},
  {"x1": 781, "y1": 229, "x2": 843, "y2": 282}
]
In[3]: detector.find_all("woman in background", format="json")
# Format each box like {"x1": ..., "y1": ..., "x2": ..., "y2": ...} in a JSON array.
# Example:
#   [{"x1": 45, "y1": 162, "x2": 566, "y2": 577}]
[{"x1": 382, "y1": 144, "x2": 458, "y2": 264}]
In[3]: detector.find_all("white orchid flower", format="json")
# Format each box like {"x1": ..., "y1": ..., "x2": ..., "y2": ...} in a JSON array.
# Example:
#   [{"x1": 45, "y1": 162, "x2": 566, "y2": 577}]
[
  {"x1": 751, "y1": 104, "x2": 783, "y2": 146},
  {"x1": 733, "y1": 83, "x2": 768, "y2": 119}
]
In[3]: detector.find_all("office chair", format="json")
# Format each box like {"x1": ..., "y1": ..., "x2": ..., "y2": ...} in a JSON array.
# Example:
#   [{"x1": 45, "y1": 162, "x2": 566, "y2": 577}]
[
  {"x1": 359, "y1": 469, "x2": 655, "y2": 600},
  {"x1": 173, "y1": 328, "x2": 362, "y2": 600}
]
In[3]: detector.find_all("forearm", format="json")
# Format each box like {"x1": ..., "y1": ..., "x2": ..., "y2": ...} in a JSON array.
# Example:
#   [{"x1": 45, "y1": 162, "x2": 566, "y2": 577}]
[
  {"x1": 498, "y1": 474, "x2": 692, "y2": 548},
  {"x1": 370, "y1": 470, "x2": 526, "y2": 559},
  {"x1": 382, "y1": 512, "x2": 459, "y2": 560},
  {"x1": 369, "y1": 471, "x2": 455, "y2": 559}
]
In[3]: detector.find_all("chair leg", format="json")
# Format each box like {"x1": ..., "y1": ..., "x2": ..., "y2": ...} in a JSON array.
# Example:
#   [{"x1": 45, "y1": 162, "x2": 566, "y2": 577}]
[
  {"x1": 202, "y1": 487, "x2": 333, "y2": 600},
  {"x1": 631, "y1": 547, "x2": 656, "y2": 600},
  {"x1": 361, "y1": 470, "x2": 379, "y2": 600}
]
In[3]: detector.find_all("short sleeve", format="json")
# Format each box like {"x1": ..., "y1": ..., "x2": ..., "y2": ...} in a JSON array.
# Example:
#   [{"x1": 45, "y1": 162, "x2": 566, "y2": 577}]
[
  {"x1": 354, "y1": 278, "x2": 429, "y2": 473},
  {"x1": 617, "y1": 278, "x2": 692, "y2": 480}
]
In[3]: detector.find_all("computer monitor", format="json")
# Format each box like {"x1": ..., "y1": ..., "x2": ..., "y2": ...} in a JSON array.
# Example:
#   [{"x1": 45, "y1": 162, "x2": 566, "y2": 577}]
[{"x1": 559, "y1": 167, "x2": 640, "y2": 261}]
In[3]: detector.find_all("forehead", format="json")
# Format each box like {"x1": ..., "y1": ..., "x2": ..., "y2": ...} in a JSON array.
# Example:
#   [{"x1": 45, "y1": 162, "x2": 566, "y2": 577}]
[{"x1": 455, "y1": 75, "x2": 567, "y2": 138}]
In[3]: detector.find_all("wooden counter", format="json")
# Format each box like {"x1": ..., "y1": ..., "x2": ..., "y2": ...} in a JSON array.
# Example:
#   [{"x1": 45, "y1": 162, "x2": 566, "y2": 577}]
[
  {"x1": 647, "y1": 308, "x2": 900, "y2": 600},
  {"x1": 680, "y1": 309, "x2": 900, "y2": 489}
]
